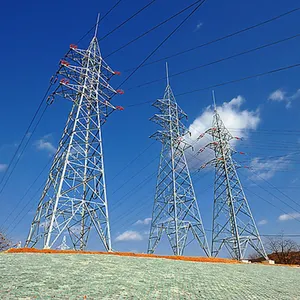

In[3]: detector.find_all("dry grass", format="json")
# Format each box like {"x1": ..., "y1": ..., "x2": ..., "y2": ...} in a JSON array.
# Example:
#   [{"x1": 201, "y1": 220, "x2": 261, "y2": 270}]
[{"x1": 6, "y1": 247, "x2": 239, "y2": 264}]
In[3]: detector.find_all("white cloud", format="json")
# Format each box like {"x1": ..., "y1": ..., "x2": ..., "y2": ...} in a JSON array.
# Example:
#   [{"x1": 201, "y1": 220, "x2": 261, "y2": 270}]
[
  {"x1": 0, "y1": 164, "x2": 7, "y2": 172},
  {"x1": 290, "y1": 89, "x2": 300, "y2": 101},
  {"x1": 278, "y1": 213, "x2": 300, "y2": 221},
  {"x1": 115, "y1": 230, "x2": 143, "y2": 242},
  {"x1": 35, "y1": 134, "x2": 56, "y2": 154},
  {"x1": 134, "y1": 217, "x2": 152, "y2": 225},
  {"x1": 258, "y1": 219, "x2": 268, "y2": 226},
  {"x1": 185, "y1": 95, "x2": 260, "y2": 169},
  {"x1": 250, "y1": 156, "x2": 289, "y2": 180},
  {"x1": 268, "y1": 88, "x2": 300, "y2": 109},
  {"x1": 269, "y1": 89, "x2": 286, "y2": 102},
  {"x1": 194, "y1": 21, "x2": 203, "y2": 32}
]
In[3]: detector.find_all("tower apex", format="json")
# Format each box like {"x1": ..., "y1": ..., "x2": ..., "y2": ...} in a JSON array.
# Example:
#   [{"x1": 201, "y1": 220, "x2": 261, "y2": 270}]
[
  {"x1": 165, "y1": 62, "x2": 170, "y2": 87},
  {"x1": 94, "y1": 13, "x2": 100, "y2": 38},
  {"x1": 212, "y1": 90, "x2": 217, "y2": 112}
]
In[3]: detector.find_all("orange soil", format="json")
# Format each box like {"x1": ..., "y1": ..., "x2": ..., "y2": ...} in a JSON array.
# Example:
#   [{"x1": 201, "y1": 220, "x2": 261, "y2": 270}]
[{"x1": 6, "y1": 247, "x2": 239, "y2": 264}]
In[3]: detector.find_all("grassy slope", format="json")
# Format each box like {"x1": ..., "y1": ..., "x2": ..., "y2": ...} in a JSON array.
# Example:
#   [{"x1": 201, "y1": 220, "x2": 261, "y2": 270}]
[{"x1": 0, "y1": 253, "x2": 299, "y2": 299}]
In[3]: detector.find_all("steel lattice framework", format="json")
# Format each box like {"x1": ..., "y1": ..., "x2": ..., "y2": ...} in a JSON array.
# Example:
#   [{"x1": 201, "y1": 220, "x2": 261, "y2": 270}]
[
  {"x1": 25, "y1": 18, "x2": 123, "y2": 251},
  {"x1": 148, "y1": 66, "x2": 210, "y2": 256},
  {"x1": 198, "y1": 95, "x2": 268, "y2": 260}
]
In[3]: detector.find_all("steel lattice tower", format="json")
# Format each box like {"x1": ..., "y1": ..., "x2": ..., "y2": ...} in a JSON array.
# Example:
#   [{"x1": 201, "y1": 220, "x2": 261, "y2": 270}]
[
  {"x1": 198, "y1": 92, "x2": 268, "y2": 260},
  {"x1": 25, "y1": 16, "x2": 123, "y2": 251},
  {"x1": 147, "y1": 64, "x2": 210, "y2": 256}
]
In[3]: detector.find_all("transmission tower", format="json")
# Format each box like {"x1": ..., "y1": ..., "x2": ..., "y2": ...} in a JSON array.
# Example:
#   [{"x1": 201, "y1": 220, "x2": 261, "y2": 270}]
[
  {"x1": 197, "y1": 92, "x2": 268, "y2": 260},
  {"x1": 147, "y1": 64, "x2": 210, "y2": 256},
  {"x1": 57, "y1": 236, "x2": 69, "y2": 250},
  {"x1": 25, "y1": 15, "x2": 124, "y2": 251}
]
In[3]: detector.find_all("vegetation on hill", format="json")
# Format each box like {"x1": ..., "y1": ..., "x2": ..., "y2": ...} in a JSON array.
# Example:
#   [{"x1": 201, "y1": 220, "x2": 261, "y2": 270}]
[{"x1": 250, "y1": 237, "x2": 300, "y2": 265}]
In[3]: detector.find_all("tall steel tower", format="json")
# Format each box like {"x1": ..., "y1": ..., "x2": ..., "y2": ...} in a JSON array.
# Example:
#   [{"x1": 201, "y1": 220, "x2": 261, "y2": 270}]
[
  {"x1": 198, "y1": 92, "x2": 268, "y2": 260},
  {"x1": 147, "y1": 64, "x2": 210, "y2": 256},
  {"x1": 25, "y1": 16, "x2": 123, "y2": 251}
]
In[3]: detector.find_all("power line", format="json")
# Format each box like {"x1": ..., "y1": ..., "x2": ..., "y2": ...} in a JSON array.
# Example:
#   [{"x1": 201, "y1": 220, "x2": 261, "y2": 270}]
[
  {"x1": 129, "y1": 33, "x2": 300, "y2": 90},
  {"x1": 4, "y1": 113, "x2": 156, "y2": 234},
  {"x1": 244, "y1": 165, "x2": 300, "y2": 210},
  {"x1": 4, "y1": 128, "x2": 86, "y2": 234},
  {"x1": 125, "y1": 7, "x2": 300, "y2": 70},
  {"x1": 203, "y1": 228, "x2": 300, "y2": 237},
  {"x1": 181, "y1": 124, "x2": 300, "y2": 222},
  {"x1": 241, "y1": 175, "x2": 300, "y2": 222},
  {"x1": 116, "y1": 0, "x2": 207, "y2": 89},
  {"x1": 126, "y1": 62, "x2": 300, "y2": 107},
  {"x1": 0, "y1": 7, "x2": 137, "y2": 198},
  {"x1": 8, "y1": 130, "x2": 201, "y2": 235},
  {"x1": 111, "y1": 155, "x2": 159, "y2": 196},
  {"x1": 6, "y1": 181, "x2": 46, "y2": 236},
  {"x1": 181, "y1": 63, "x2": 300, "y2": 96},
  {"x1": 110, "y1": 128, "x2": 300, "y2": 233},
  {"x1": 105, "y1": 0, "x2": 205, "y2": 58},
  {"x1": 100, "y1": 0, "x2": 157, "y2": 41},
  {"x1": 3, "y1": 0, "x2": 201, "y2": 237},
  {"x1": 5, "y1": 141, "x2": 157, "y2": 235},
  {"x1": 110, "y1": 170, "x2": 157, "y2": 213},
  {"x1": 260, "y1": 234, "x2": 300, "y2": 237},
  {"x1": 76, "y1": 0, "x2": 124, "y2": 44},
  {"x1": 228, "y1": 128, "x2": 300, "y2": 133},
  {"x1": 1, "y1": 158, "x2": 52, "y2": 230},
  {"x1": 111, "y1": 179, "x2": 213, "y2": 232},
  {"x1": 110, "y1": 141, "x2": 213, "y2": 218},
  {"x1": 111, "y1": 141, "x2": 156, "y2": 180},
  {"x1": 0, "y1": 95, "x2": 50, "y2": 196},
  {"x1": 100, "y1": 0, "x2": 124, "y2": 22},
  {"x1": 244, "y1": 187, "x2": 300, "y2": 224}
]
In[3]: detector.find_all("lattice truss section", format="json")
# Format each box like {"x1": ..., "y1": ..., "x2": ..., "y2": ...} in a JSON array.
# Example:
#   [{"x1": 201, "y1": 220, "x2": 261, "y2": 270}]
[
  {"x1": 26, "y1": 34, "x2": 124, "y2": 251},
  {"x1": 148, "y1": 80, "x2": 210, "y2": 256},
  {"x1": 198, "y1": 106, "x2": 268, "y2": 260}
]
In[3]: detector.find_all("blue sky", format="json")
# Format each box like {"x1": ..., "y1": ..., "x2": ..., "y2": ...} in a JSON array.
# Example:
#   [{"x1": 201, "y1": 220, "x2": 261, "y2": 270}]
[{"x1": 0, "y1": 0, "x2": 299, "y2": 256}]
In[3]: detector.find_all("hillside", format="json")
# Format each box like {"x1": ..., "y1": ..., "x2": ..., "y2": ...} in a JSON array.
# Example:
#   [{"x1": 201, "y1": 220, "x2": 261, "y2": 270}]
[{"x1": 0, "y1": 252, "x2": 299, "y2": 299}]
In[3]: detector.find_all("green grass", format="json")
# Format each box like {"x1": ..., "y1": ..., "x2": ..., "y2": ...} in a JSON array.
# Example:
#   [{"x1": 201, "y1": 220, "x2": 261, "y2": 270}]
[{"x1": 0, "y1": 253, "x2": 299, "y2": 299}]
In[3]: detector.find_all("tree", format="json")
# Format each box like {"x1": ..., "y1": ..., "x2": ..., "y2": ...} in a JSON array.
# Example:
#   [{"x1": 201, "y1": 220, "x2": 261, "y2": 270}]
[
  {"x1": 266, "y1": 237, "x2": 300, "y2": 264},
  {"x1": 0, "y1": 230, "x2": 11, "y2": 252}
]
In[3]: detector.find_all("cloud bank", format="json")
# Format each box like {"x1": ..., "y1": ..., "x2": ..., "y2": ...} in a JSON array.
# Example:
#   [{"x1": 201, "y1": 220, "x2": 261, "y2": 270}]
[
  {"x1": 278, "y1": 213, "x2": 300, "y2": 222},
  {"x1": 134, "y1": 218, "x2": 152, "y2": 226},
  {"x1": 35, "y1": 134, "x2": 56, "y2": 155},
  {"x1": 249, "y1": 156, "x2": 290, "y2": 180},
  {"x1": 257, "y1": 219, "x2": 268, "y2": 226},
  {"x1": 115, "y1": 230, "x2": 143, "y2": 242},
  {"x1": 269, "y1": 88, "x2": 300, "y2": 109}
]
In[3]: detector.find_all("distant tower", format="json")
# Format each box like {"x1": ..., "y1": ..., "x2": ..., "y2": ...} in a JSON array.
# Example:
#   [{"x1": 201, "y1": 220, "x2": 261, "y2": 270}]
[
  {"x1": 57, "y1": 236, "x2": 69, "y2": 250},
  {"x1": 197, "y1": 91, "x2": 268, "y2": 260},
  {"x1": 25, "y1": 15, "x2": 124, "y2": 251},
  {"x1": 147, "y1": 64, "x2": 210, "y2": 256}
]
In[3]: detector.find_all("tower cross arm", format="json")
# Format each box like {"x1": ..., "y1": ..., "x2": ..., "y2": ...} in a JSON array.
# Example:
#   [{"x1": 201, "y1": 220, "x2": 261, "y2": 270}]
[
  {"x1": 150, "y1": 114, "x2": 171, "y2": 127},
  {"x1": 150, "y1": 130, "x2": 172, "y2": 142}
]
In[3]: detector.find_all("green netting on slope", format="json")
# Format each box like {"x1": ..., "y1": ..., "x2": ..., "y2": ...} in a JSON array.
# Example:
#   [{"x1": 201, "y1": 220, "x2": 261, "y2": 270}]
[{"x1": 0, "y1": 254, "x2": 299, "y2": 299}]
